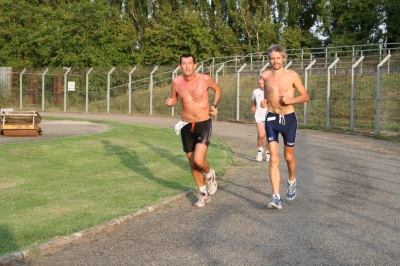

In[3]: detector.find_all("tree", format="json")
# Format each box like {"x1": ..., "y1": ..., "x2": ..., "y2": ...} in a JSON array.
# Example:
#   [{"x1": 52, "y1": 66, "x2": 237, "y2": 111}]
[
  {"x1": 273, "y1": 0, "x2": 322, "y2": 49},
  {"x1": 226, "y1": 0, "x2": 276, "y2": 53},
  {"x1": 137, "y1": 5, "x2": 216, "y2": 65},
  {"x1": 47, "y1": 0, "x2": 137, "y2": 67},
  {"x1": 319, "y1": 0, "x2": 385, "y2": 46},
  {"x1": 0, "y1": 0, "x2": 42, "y2": 68},
  {"x1": 384, "y1": 0, "x2": 400, "y2": 43}
]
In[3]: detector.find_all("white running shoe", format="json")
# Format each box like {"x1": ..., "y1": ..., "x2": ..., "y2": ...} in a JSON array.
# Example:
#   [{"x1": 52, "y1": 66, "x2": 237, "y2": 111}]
[
  {"x1": 268, "y1": 195, "x2": 282, "y2": 209},
  {"x1": 256, "y1": 148, "x2": 263, "y2": 162},
  {"x1": 205, "y1": 169, "x2": 217, "y2": 195},
  {"x1": 265, "y1": 151, "x2": 270, "y2": 162},
  {"x1": 194, "y1": 192, "x2": 211, "y2": 207}
]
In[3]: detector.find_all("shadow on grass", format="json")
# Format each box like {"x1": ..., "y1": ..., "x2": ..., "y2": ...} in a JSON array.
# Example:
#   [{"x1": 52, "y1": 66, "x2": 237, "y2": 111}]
[
  {"x1": 0, "y1": 224, "x2": 19, "y2": 256},
  {"x1": 139, "y1": 139, "x2": 189, "y2": 172},
  {"x1": 101, "y1": 140, "x2": 191, "y2": 193}
]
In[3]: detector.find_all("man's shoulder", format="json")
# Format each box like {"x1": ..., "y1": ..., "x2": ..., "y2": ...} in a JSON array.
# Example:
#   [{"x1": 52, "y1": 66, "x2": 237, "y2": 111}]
[
  {"x1": 173, "y1": 75, "x2": 184, "y2": 81},
  {"x1": 261, "y1": 70, "x2": 272, "y2": 77},
  {"x1": 253, "y1": 88, "x2": 262, "y2": 94},
  {"x1": 198, "y1": 73, "x2": 213, "y2": 80},
  {"x1": 286, "y1": 69, "x2": 300, "y2": 76}
]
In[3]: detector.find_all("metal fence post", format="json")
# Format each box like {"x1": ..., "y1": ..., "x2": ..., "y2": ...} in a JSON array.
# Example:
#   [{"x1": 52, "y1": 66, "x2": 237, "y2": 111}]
[
  {"x1": 149, "y1": 65, "x2": 159, "y2": 115},
  {"x1": 107, "y1": 67, "x2": 115, "y2": 114},
  {"x1": 327, "y1": 58, "x2": 340, "y2": 128},
  {"x1": 215, "y1": 64, "x2": 224, "y2": 84},
  {"x1": 212, "y1": 57, "x2": 215, "y2": 76},
  {"x1": 304, "y1": 60, "x2": 316, "y2": 126},
  {"x1": 259, "y1": 63, "x2": 270, "y2": 76},
  {"x1": 236, "y1": 63, "x2": 247, "y2": 121},
  {"x1": 85, "y1": 68, "x2": 93, "y2": 113},
  {"x1": 301, "y1": 49, "x2": 304, "y2": 69},
  {"x1": 195, "y1": 63, "x2": 203, "y2": 73},
  {"x1": 350, "y1": 56, "x2": 364, "y2": 130},
  {"x1": 128, "y1": 66, "x2": 136, "y2": 115},
  {"x1": 19, "y1": 69, "x2": 26, "y2": 110},
  {"x1": 375, "y1": 54, "x2": 391, "y2": 134},
  {"x1": 215, "y1": 64, "x2": 225, "y2": 121},
  {"x1": 41, "y1": 68, "x2": 48, "y2": 111},
  {"x1": 63, "y1": 68, "x2": 71, "y2": 112}
]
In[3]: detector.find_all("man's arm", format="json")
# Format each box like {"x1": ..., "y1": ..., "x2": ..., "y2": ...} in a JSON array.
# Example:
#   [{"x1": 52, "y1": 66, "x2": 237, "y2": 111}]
[
  {"x1": 208, "y1": 77, "x2": 222, "y2": 106},
  {"x1": 166, "y1": 80, "x2": 178, "y2": 106},
  {"x1": 207, "y1": 76, "x2": 222, "y2": 116},
  {"x1": 251, "y1": 98, "x2": 257, "y2": 112},
  {"x1": 260, "y1": 71, "x2": 269, "y2": 108},
  {"x1": 282, "y1": 72, "x2": 309, "y2": 105}
]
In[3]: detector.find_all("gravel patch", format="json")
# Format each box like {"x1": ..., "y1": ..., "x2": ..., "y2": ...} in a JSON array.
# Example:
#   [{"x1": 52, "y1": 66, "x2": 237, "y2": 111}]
[{"x1": 0, "y1": 120, "x2": 109, "y2": 144}]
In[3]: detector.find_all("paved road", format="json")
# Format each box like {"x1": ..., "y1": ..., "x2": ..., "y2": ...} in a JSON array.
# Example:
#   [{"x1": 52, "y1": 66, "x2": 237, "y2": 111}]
[{"x1": 7, "y1": 112, "x2": 400, "y2": 265}]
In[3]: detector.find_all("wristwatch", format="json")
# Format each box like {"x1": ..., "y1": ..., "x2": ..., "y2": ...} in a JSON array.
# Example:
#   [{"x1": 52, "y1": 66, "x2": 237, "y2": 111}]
[{"x1": 212, "y1": 104, "x2": 218, "y2": 108}]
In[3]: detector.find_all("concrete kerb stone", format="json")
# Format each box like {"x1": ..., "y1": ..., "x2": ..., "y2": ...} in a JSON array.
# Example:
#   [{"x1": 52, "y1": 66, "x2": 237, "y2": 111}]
[
  {"x1": 0, "y1": 252, "x2": 23, "y2": 265},
  {"x1": 0, "y1": 189, "x2": 193, "y2": 265}
]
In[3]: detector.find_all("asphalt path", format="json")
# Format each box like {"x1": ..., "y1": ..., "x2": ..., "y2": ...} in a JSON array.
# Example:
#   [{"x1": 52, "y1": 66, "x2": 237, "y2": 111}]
[{"x1": 4, "y1": 112, "x2": 400, "y2": 265}]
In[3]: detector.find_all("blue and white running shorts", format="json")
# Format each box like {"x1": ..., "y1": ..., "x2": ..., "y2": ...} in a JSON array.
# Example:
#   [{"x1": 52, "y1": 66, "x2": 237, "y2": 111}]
[{"x1": 265, "y1": 112, "x2": 298, "y2": 147}]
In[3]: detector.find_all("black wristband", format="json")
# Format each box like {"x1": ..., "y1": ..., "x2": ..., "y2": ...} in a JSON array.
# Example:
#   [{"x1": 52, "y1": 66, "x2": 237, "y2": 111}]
[{"x1": 212, "y1": 104, "x2": 218, "y2": 108}]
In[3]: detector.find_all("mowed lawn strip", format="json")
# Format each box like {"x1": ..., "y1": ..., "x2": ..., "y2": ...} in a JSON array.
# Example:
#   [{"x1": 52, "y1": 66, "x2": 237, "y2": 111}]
[{"x1": 0, "y1": 119, "x2": 233, "y2": 256}]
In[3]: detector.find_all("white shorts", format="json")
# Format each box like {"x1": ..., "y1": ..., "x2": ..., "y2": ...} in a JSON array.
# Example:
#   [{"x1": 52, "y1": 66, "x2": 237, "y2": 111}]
[{"x1": 255, "y1": 116, "x2": 265, "y2": 123}]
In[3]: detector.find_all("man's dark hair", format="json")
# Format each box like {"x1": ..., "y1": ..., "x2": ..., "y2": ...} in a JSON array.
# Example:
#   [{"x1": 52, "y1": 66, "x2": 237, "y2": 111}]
[{"x1": 180, "y1": 54, "x2": 196, "y2": 64}]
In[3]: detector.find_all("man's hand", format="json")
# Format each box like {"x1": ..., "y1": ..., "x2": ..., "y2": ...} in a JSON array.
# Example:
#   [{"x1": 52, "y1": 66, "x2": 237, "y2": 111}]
[
  {"x1": 260, "y1": 99, "x2": 268, "y2": 108},
  {"x1": 281, "y1": 95, "x2": 293, "y2": 105},
  {"x1": 209, "y1": 106, "x2": 218, "y2": 117},
  {"x1": 165, "y1": 97, "x2": 176, "y2": 106},
  {"x1": 251, "y1": 106, "x2": 256, "y2": 113}
]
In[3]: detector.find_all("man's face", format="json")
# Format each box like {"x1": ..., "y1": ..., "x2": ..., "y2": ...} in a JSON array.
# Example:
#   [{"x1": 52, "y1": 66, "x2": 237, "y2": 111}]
[
  {"x1": 179, "y1": 57, "x2": 196, "y2": 75},
  {"x1": 269, "y1": 51, "x2": 286, "y2": 70},
  {"x1": 258, "y1": 79, "x2": 264, "y2": 89}
]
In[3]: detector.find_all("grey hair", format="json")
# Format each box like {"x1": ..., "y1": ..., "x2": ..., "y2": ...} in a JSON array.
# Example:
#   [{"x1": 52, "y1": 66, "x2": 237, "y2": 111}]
[{"x1": 266, "y1": 44, "x2": 287, "y2": 60}]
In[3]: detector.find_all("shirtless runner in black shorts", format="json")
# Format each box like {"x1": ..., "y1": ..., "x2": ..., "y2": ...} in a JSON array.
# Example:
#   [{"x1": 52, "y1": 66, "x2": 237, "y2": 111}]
[{"x1": 166, "y1": 54, "x2": 222, "y2": 207}]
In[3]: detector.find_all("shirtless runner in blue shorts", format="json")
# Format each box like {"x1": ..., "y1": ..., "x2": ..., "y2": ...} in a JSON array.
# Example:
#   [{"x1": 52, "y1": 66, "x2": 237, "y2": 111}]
[{"x1": 261, "y1": 44, "x2": 309, "y2": 210}]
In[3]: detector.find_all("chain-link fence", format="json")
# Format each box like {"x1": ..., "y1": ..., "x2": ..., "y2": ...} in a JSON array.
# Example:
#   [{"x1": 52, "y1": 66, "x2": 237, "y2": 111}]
[{"x1": 1, "y1": 43, "x2": 400, "y2": 135}]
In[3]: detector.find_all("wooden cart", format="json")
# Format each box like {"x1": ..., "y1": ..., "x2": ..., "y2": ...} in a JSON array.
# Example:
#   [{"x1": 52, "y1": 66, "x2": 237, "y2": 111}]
[{"x1": 1, "y1": 111, "x2": 43, "y2": 137}]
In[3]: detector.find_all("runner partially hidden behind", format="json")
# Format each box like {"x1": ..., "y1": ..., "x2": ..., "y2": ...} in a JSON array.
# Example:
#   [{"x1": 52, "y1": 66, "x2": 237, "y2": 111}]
[
  {"x1": 166, "y1": 54, "x2": 222, "y2": 207},
  {"x1": 251, "y1": 77, "x2": 270, "y2": 162},
  {"x1": 261, "y1": 44, "x2": 309, "y2": 210}
]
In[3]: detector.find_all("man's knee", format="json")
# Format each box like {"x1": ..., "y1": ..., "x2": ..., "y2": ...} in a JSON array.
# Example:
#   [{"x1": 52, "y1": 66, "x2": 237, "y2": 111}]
[
  {"x1": 269, "y1": 153, "x2": 280, "y2": 165},
  {"x1": 284, "y1": 151, "x2": 295, "y2": 163},
  {"x1": 193, "y1": 156, "x2": 207, "y2": 168}
]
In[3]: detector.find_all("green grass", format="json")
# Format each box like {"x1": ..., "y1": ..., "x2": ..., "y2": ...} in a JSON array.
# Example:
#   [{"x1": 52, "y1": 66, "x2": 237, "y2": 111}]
[{"x1": 0, "y1": 119, "x2": 233, "y2": 256}]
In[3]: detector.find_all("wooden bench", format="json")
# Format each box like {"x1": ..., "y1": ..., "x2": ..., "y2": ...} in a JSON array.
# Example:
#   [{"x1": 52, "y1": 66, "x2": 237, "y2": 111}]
[{"x1": 0, "y1": 111, "x2": 43, "y2": 137}]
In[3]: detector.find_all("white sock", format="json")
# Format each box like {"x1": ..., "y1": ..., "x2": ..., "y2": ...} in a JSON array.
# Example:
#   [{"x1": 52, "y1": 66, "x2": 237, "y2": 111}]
[
  {"x1": 258, "y1": 147, "x2": 263, "y2": 152},
  {"x1": 199, "y1": 185, "x2": 208, "y2": 195},
  {"x1": 205, "y1": 171, "x2": 212, "y2": 179},
  {"x1": 273, "y1": 193, "x2": 281, "y2": 199},
  {"x1": 288, "y1": 178, "x2": 296, "y2": 185}
]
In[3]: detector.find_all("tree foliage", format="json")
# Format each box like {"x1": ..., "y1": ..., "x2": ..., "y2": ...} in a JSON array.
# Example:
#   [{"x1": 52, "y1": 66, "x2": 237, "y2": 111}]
[
  {"x1": 384, "y1": 0, "x2": 400, "y2": 43},
  {"x1": 318, "y1": 0, "x2": 385, "y2": 46},
  {"x1": 0, "y1": 0, "x2": 396, "y2": 67}
]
